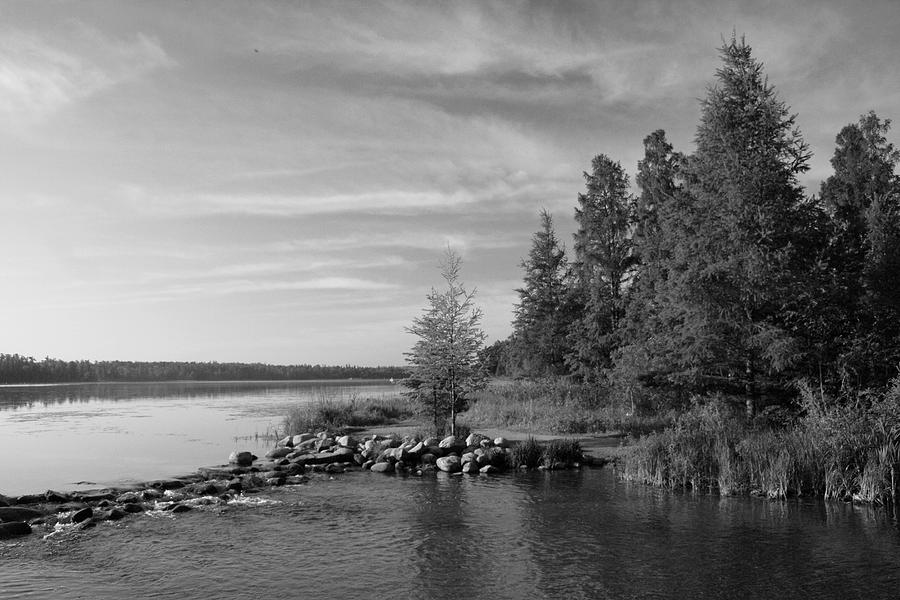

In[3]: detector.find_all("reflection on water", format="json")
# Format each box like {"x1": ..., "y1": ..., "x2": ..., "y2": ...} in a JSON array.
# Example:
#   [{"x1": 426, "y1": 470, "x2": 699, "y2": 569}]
[
  {"x1": 0, "y1": 380, "x2": 397, "y2": 495},
  {"x1": 2, "y1": 469, "x2": 899, "y2": 599}
]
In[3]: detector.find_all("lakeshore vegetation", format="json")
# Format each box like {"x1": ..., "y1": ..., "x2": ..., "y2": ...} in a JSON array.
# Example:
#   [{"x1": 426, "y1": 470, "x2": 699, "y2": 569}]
[{"x1": 403, "y1": 36, "x2": 900, "y2": 505}]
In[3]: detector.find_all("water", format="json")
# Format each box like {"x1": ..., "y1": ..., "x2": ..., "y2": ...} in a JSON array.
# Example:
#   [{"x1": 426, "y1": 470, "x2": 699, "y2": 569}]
[
  {"x1": 0, "y1": 380, "x2": 397, "y2": 495},
  {"x1": 2, "y1": 383, "x2": 900, "y2": 598}
]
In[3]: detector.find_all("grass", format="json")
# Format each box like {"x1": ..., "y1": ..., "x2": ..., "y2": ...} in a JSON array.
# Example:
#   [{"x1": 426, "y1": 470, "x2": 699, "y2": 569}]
[
  {"x1": 509, "y1": 436, "x2": 584, "y2": 469},
  {"x1": 621, "y1": 379, "x2": 900, "y2": 504},
  {"x1": 281, "y1": 393, "x2": 415, "y2": 436},
  {"x1": 461, "y1": 378, "x2": 673, "y2": 436}
]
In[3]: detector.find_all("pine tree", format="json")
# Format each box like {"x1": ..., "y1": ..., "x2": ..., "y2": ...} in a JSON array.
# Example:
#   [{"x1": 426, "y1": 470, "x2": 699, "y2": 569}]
[
  {"x1": 404, "y1": 248, "x2": 486, "y2": 435},
  {"x1": 820, "y1": 112, "x2": 900, "y2": 390},
  {"x1": 645, "y1": 36, "x2": 813, "y2": 414},
  {"x1": 511, "y1": 210, "x2": 574, "y2": 376},
  {"x1": 566, "y1": 154, "x2": 637, "y2": 380}
]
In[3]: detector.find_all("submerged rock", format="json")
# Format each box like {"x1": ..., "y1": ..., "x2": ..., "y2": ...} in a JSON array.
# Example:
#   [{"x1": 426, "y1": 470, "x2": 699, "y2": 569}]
[
  {"x1": 370, "y1": 462, "x2": 395, "y2": 474},
  {"x1": 229, "y1": 451, "x2": 255, "y2": 467}
]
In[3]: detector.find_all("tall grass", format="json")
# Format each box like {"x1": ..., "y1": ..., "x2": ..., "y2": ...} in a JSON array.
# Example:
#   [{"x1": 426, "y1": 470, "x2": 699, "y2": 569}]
[
  {"x1": 462, "y1": 378, "x2": 673, "y2": 435},
  {"x1": 622, "y1": 378, "x2": 900, "y2": 504},
  {"x1": 281, "y1": 393, "x2": 415, "y2": 436}
]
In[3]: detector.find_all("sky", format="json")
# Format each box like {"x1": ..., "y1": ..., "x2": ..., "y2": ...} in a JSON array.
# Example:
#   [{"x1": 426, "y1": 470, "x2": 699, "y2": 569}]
[{"x1": 1, "y1": 1, "x2": 898, "y2": 367}]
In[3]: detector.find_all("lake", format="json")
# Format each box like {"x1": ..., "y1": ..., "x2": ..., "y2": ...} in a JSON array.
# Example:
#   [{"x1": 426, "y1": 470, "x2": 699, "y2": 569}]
[
  {"x1": 0, "y1": 380, "x2": 398, "y2": 495},
  {"x1": 2, "y1": 382, "x2": 900, "y2": 599}
]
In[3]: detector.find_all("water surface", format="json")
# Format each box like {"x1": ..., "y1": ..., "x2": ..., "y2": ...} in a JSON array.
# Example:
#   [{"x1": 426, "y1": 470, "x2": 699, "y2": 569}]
[{"x1": 0, "y1": 380, "x2": 396, "y2": 495}]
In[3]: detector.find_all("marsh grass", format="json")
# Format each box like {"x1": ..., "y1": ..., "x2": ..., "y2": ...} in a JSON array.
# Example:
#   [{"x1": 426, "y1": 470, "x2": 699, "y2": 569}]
[
  {"x1": 462, "y1": 378, "x2": 673, "y2": 435},
  {"x1": 510, "y1": 437, "x2": 544, "y2": 469},
  {"x1": 622, "y1": 378, "x2": 900, "y2": 504},
  {"x1": 281, "y1": 393, "x2": 415, "y2": 436}
]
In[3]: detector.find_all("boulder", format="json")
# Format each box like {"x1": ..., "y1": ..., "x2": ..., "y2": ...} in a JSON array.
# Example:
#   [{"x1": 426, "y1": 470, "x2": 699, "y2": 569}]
[
  {"x1": 265, "y1": 447, "x2": 293, "y2": 459},
  {"x1": 493, "y1": 437, "x2": 510, "y2": 449},
  {"x1": 461, "y1": 452, "x2": 476, "y2": 464},
  {"x1": 325, "y1": 463, "x2": 345, "y2": 474},
  {"x1": 407, "y1": 441, "x2": 426, "y2": 456},
  {"x1": 461, "y1": 461, "x2": 479, "y2": 474},
  {"x1": 15, "y1": 494, "x2": 44, "y2": 505},
  {"x1": 465, "y1": 433, "x2": 488, "y2": 447},
  {"x1": 420, "y1": 453, "x2": 437, "y2": 465},
  {"x1": 370, "y1": 462, "x2": 395, "y2": 474},
  {"x1": 0, "y1": 507, "x2": 43, "y2": 523},
  {"x1": 71, "y1": 507, "x2": 93, "y2": 524},
  {"x1": 436, "y1": 456, "x2": 462, "y2": 473},
  {"x1": 121, "y1": 503, "x2": 145, "y2": 514},
  {"x1": 44, "y1": 490, "x2": 72, "y2": 503},
  {"x1": 229, "y1": 451, "x2": 255, "y2": 467},
  {"x1": 438, "y1": 435, "x2": 459, "y2": 449},
  {"x1": 116, "y1": 492, "x2": 142, "y2": 504},
  {"x1": 170, "y1": 504, "x2": 192, "y2": 514},
  {"x1": 0, "y1": 521, "x2": 31, "y2": 539},
  {"x1": 106, "y1": 508, "x2": 127, "y2": 521},
  {"x1": 479, "y1": 465, "x2": 500, "y2": 474},
  {"x1": 292, "y1": 433, "x2": 316, "y2": 446},
  {"x1": 0, "y1": 493, "x2": 12, "y2": 507},
  {"x1": 336, "y1": 435, "x2": 357, "y2": 448}
]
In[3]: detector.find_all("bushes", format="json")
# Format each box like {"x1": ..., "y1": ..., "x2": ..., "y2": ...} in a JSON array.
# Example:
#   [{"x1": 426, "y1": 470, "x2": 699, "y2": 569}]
[{"x1": 621, "y1": 378, "x2": 900, "y2": 504}]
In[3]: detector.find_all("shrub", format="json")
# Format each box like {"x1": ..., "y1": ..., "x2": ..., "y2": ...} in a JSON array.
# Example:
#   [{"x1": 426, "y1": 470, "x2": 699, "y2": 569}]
[{"x1": 511, "y1": 437, "x2": 543, "y2": 469}]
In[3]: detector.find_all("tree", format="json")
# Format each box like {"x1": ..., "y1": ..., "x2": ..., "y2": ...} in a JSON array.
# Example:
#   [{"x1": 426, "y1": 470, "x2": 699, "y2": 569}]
[
  {"x1": 641, "y1": 36, "x2": 814, "y2": 415},
  {"x1": 819, "y1": 111, "x2": 900, "y2": 391},
  {"x1": 566, "y1": 154, "x2": 637, "y2": 380},
  {"x1": 404, "y1": 248, "x2": 487, "y2": 435},
  {"x1": 511, "y1": 209, "x2": 575, "y2": 376}
]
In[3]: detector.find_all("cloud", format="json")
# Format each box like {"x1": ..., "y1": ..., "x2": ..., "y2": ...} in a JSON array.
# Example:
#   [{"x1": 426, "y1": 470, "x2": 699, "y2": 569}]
[{"x1": 0, "y1": 26, "x2": 173, "y2": 128}]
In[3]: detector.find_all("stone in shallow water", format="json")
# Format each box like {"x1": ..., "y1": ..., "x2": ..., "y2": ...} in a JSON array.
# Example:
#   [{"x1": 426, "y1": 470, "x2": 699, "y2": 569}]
[
  {"x1": 370, "y1": 462, "x2": 395, "y2": 474},
  {"x1": 265, "y1": 447, "x2": 293, "y2": 459},
  {"x1": 460, "y1": 461, "x2": 479, "y2": 474},
  {"x1": 0, "y1": 521, "x2": 32, "y2": 539},
  {"x1": 436, "y1": 456, "x2": 461, "y2": 473},
  {"x1": 71, "y1": 507, "x2": 93, "y2": 524},
  {"x1": 0, "y1": 507, "x2": 43, "y2": 523},
  {"x1": 229, "y1": 451, "x2": 255, "y2": 467}
]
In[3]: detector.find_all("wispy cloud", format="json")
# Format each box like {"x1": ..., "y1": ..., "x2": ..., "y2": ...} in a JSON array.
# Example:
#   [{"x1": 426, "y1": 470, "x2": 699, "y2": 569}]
[{"x1": 0, "y1": 26, "x2": 173, "y2": 128}]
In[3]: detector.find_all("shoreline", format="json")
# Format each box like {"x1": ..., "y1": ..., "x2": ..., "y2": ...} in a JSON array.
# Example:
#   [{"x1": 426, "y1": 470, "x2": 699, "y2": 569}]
[{"x1": 0, "y1": 426, "x2": 614, "y2": 541}]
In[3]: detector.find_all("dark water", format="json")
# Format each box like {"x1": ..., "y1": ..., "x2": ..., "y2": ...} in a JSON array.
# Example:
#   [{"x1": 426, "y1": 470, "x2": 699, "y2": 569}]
[{"x1": 2, "y1": 469, "x2": 900, "y2": 599}]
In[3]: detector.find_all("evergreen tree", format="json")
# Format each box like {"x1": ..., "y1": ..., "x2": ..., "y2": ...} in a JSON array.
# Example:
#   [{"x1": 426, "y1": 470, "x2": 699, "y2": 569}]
[
  {"x1": 644, "y1": 36, "x2": 813, "y2": 415},
  {"x1": 404, "y1": 248, "x2": 486, "y2": 435},
  {"x1": 566, "y1": 154, "x2": 637, "y2": 380},
  {"x1": 511, "y1": 210, "x2": 574, "y2": 376},
  {"x1": 820, "y1": 112, "x2": 900, "y2": 390}
]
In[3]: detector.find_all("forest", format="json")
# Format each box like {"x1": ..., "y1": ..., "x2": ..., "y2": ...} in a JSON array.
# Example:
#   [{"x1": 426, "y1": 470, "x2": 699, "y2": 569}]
[
  {"x1": 481, "y1": 37, "x2": 900, "y2": 503},
  {"x1": 0, "y1": 353, "x2": 403, "y2": 384}
]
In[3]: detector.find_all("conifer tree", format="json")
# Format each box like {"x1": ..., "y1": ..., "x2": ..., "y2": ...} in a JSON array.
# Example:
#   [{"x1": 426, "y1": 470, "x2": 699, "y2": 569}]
[
  {"x1": 511, "y1": 210, "x2": 573, "y2": 376},
  {"x1": 645, "y1": 36, "x2": 813, "y2": 414},
  {"x1": 566, "y1": 154, "x2": 637, "y2": 380},
  {"x1": 404, "y1": 248, "x2": 486, "y2": 435}
]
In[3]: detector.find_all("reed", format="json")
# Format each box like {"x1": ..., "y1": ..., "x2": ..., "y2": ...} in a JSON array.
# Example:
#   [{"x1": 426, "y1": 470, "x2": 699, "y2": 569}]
[{"x1": 281, "y1": 393, "x2": 414, "y2": 435}]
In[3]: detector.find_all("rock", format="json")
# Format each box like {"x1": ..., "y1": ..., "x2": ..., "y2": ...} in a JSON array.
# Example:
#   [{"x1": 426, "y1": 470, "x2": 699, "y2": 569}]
[
  {"x1": 0, "y1": 521, "x2": 32, "y2": 539},
  {"x1": 106, "y1": 508, "x2": 127, "y2": 521},
  {"x1": 265, "y1": 476, "x2": 286, "y2": 486},
  {"x1": 15, "y1": 494, "x2": 44, "y2": 505},
  {"x1": 226, "y1": 479, "x2": 243, "y2": 493},
  {"x1": 324, "y1": 463, "x2": 345, "y2": 474},
  {"x1": 229, "y1": 451, "x2": 255, "y2": 467},
  {"x1": 72, "y1": 508, "x2": 93, "y2": 524},
  {"x1": 336, "y1": 435, "x2": 357, "y2": 448},
  {"x1": 277, "y1": 435, "x2": 294, "y2": 447},
  {"x1": 479, "y1": 465, "x2": 500, "y2": 474},
  {"x1": 315, "y1": 438, "x2": 335, "y2": 452},
  {"x1": 0, "y1": 507, "x2": 43, "y2": 522},
  {"x1": 353, "y1": 453, "x2": 365, "y2": 466},
  {"x1": 265, "y1": 447, "x2": 293, "y2": 459},
  {"x1": 361, "y1": 460, "x2": 375, "y2": 470},
  {"x1": 422, "y1": 437, "x2": 439, "y2": 447},
  {"x1": 438, "y1": 435, "x2": 459, "y2": 449},
  {"x1": 493, "y1": 437, "x2": 510, "y2": 448},
  {"x1": 76, "y1": 490, "x2": 116, "y2": 502},
  {"x1": 116, "y1": 492, "x2": 142, "y2": 504},
  {"x1": 408, "y1": 441, "x2": 426, "y2": 456},
  {"x1": 465, "y1": 433, "x2": 488, "y2": 447},
  {"x1": 141, "y1": 488, "x2": 163, "y2": 500},
  {"x1": 292, "y1": 433, "x2": 316, "y2": 446},
  {"x1": 0, "y1": 493, "x2": 12, "y2": 507},
  {"x1": 44, "y1": 490, "x2": 71, "y2": 503},
  {"x1": 461, "y1": 461, "x2": 479, "y2": 474},
  {"x1": 461, "y1": 452, "x2": 476, "y2": 464},
  {"x1": 420, "y1": 453, "x2": 437, "y2": 465},
  {"x1": 148, "y1": 479, "x2": 187, "y2": 490},
  {"x1": 194, "y1": 482, "x2": 222, "y2": 496},
  {"x1": 285, "y1": 475, "x2": 309, "y2": 485},
  {"x1": 436, "y1": 456, "x2": 462, "y2": 473},
  {"x1": 370, "y1": 462, "x2": 395, "y2": 474},
  {"x1": 170, "y1": 504, "x2": 191, "y2": 514},
  {"x1": 483, "y1": 447, "x2": 508, "y2": 468},
  {"x1": 121, "y1": 503, "x2": 145, "y2": 514}
]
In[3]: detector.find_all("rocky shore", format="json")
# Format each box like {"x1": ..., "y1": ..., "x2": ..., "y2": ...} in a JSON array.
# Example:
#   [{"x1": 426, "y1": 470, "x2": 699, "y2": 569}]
[{"x1": 0, "y1": 430, "x2": 605, "y2": 541}]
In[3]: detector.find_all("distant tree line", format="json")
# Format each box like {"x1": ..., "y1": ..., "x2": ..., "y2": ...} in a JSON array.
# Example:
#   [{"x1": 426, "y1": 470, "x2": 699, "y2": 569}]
[
  {"x1": 491, "y1": 36, "x2": 900, "y2": 416},
  {"x1": 0, "y1": 353, "x2": 404, "y2": 384}
]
